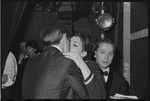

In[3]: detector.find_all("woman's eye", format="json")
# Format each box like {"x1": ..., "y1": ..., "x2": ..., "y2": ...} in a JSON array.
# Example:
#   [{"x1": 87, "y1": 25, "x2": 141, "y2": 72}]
[
  {"x1": 109, "y1": 53, "x2": 113, "y2": 56},
  {"x1": 73, "y1": 44, "x2": 77, "y2": 47},
  {"x1": 101, "y1": 51, "x2": 104, "y2": 53}
]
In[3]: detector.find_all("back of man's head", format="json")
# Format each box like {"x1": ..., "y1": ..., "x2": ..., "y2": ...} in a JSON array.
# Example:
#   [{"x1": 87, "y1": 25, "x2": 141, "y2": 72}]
[{"x1": 40, "y1": 23, "x2": 68, "y2": 46}]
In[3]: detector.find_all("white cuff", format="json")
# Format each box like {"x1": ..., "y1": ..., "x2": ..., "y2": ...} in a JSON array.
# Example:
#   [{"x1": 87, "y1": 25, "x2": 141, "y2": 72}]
[{"x1": 84, "y1": 74, "x2": 94, "y2": 85}]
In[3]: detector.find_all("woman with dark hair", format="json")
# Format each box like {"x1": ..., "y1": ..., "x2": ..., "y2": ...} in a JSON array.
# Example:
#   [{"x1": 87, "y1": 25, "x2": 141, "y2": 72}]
[
  {"x1": 26, "y1": 40, "x2": 41, "y2": 58},
  {"x1": 63, "y1": 32, "x2": 106, "y2": 99}
]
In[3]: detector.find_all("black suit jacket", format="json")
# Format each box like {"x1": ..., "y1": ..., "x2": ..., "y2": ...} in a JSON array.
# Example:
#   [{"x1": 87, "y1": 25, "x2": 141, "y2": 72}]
[
  {"x1": 22, "y1": 46, "x2": 89, "y2": 99},
  {"x1": 85, "y1": 61, "x2": 106, "y2": 99},
  {"x1": 105, "y1": 68, "x2": 129, "y2": 97}
]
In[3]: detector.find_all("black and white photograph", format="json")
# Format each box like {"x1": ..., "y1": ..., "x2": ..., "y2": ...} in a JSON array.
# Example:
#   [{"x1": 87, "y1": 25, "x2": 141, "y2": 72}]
[{"x1": 1, "y1": 1, "x2": 148, "y2": 100}]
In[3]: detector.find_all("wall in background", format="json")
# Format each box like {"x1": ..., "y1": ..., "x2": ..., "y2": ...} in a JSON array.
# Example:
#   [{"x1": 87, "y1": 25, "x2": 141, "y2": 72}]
[{"x1": 130, "y1": 2, "x2": 148, "y2": 99}]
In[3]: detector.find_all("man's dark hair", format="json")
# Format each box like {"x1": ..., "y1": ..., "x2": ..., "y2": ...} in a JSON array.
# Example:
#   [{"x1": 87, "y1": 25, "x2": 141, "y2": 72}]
[{"x1": 40, "y1": 23, "x2": 69, "y2": 46}]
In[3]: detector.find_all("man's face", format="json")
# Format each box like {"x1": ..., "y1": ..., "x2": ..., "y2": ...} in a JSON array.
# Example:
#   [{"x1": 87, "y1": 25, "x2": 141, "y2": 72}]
[
  {"x1": 95, "y1": 42, "x2": 114, "y2": 69},
  {"x1": 70, "y1": 36, "x2": 83, "y2": 54},
  {"x1": 20, "y1": 42, "x2": 27, "y2": 53}
]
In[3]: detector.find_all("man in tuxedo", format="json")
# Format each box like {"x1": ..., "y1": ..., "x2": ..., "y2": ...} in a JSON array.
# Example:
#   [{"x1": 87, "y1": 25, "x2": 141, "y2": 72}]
[
  {"x1": 22, "y1": 23, "x2": 91, "y2": 99},
  {"x1": 94, "y1": 38, "x2": 129, "y2": 98}
]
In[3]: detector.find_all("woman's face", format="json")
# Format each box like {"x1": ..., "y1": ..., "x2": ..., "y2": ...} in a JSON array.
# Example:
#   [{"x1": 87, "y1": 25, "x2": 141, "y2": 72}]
[{"x1": 70, "y1": 36, "x2": 83, "y2": 54}]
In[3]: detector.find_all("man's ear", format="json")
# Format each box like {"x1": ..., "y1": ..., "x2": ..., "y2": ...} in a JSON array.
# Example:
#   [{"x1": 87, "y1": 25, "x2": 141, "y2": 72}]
[
  {"x1": 94, "y1": 51, "x2": 96, "y2": 58},
  {"x1": 60, "y1": 34, "x2": 66, "y2": 44},
  {"x1": 62, "y1": 34, "x2": 66, "y2": 40},
  {"x1": 81, "y1": 51, "x2": 87, "y2": 58},
  {"x1": 64, "y1": 34, "x2": 68, "y2": 43}
]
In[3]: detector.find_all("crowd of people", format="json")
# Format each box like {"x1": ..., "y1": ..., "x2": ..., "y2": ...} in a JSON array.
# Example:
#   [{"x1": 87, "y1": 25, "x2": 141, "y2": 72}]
[{"x1": 1, "y1": 22, "x2": 129, "y2": 99}]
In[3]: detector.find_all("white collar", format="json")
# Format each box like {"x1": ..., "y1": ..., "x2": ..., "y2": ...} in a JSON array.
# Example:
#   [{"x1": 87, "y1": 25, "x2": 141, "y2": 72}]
[
  {"x1": 102, "y1": 67, "x2": 110, "y2": 74},
  {"x1": 51, "y1": 45, "x2": 62, "y2": 53}
]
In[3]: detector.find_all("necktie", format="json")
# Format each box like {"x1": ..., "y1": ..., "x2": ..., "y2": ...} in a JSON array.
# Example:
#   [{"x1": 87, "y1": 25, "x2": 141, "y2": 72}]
[{"x1": 103, "y1": 71, "x2": 109, "y2": 76}]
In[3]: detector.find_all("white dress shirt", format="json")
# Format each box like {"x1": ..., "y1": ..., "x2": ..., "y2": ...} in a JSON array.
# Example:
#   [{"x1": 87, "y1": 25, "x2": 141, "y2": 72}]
[
  {"x1": 51, "y1": 45, "x2": 62, "y2": 53},
  {"x1": 2, "y1": 52, "x2": 17, "y2": 89},
  {"x1": 103, "y1": 67, "x2": 110, "y2": 83}
]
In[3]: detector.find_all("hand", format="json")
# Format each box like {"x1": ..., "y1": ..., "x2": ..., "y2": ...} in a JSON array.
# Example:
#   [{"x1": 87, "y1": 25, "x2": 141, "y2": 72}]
[
  {"x1": 63, "y1": 52, "x2": 91, "y2": 80},
  {"x1": 63, "y1": 52, "x2": 84, "y2": 68},
  {"x1": 2, "y1": 74, "x2": 8, "y2": 84},
  {"x1": 18, "y1": 53, "x2": 25, "y2": 64}
]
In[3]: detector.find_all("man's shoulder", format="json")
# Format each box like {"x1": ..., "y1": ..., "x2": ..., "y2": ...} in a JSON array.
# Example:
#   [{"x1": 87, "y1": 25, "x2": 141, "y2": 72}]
[
  {"x1": 60, "y1": 57, "x2": 76, "y2": 67},
  {"x1": 112, "y1": 70, "x2": 127, "y2": 82}
]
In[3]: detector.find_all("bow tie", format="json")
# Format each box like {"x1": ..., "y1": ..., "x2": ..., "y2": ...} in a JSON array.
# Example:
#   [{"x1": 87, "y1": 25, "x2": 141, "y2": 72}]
[{"x1": 103, "y1": 71, "x2": 109, "y2": 76}]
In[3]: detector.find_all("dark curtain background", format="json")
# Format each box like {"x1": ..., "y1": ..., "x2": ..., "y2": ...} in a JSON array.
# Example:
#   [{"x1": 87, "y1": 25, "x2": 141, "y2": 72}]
[
  {"x1": 1, "y1": 2, "x2": 28, "y2": 74},
  {"x1": 105, "y1": 2, "x2": 123, "y2": 75}
]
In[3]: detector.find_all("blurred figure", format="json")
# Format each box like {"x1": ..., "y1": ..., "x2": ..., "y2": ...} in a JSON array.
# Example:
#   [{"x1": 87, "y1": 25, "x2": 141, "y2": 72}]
[
  {"x1": 94, "y1": 38, "x2": 129, "y2": 98},
  {"x1": 10, "y1": 40, "x2": 41, "y2": 99},
  {"x1": 26, "y1": 40, "x2": 41, "y2": 58},
  {"x1": 64, "y1": 32, "x2": 106, "y2": 99},
  {"x1": 18, "y1": 40, "x2": 28, "y2": 65},
  {"x1": 1, "y1": 52, "x2": 17, "y2": 99},
  {"x1": 22, "y1": 23, "x2": 89, "y2": 99},
  {"x1": 20, "y1": 40, "x2": 27, "y2": 53}
]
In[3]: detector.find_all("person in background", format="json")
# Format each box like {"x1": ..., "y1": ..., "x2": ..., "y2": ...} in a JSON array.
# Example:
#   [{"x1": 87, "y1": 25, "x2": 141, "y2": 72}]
[
  {"x1": 22, "y1": 23, "x2": 90, "y2": 99},
  {"x1": 18, "y1": 40, "x2": 28, "y2": 65},
  {"x1": 1, "y1": 51, "x2": 17, "y2": 99},
  {"x1": 20, "y1": 40, "x2": 27, "y2": 53},
  {"x1": 10, "y1": 40, "x2": 41, "y2": 99},
  {"x1": 94, "y1": 38, "x2": 129, "y2": 98},
  {"x1": 63, "y1": 32, "x2": 106, "y2": 99},
  {"x1": 26, "y1": 40, "x2": 41, "y2": 58}
]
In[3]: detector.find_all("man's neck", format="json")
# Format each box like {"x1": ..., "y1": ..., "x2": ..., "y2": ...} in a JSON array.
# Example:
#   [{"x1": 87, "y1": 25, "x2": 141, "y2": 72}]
[
  {"x1": 51, "y1": 45, "x2": 62, "y2": 53},
  {"x1": 101, "y1": 66, "x2": 109, "y2": 72}
]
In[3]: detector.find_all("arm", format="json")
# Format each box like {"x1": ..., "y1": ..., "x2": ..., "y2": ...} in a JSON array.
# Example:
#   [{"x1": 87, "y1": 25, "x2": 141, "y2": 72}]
[
  {"x1": 2, "y1": 74, "x2": 8, "y2": 84},
  {"x1": 67, "y1": 61, "x2": 89, "y2": 99},
  {"x1": 2, "y1": 52, "x2": 17, "y2": 89},
  {"x1": 18, "y1": 53, "x2": 24, "y2": 64},
  {"x1": 63, "y1": 52, "x2": 94, "y2": 85},
  {"x1": 85, "y1": 61, "x2": 107, "y2": 99},
  {"x1": 64, "y1": 52, "x2": 106, "y2": 99}
]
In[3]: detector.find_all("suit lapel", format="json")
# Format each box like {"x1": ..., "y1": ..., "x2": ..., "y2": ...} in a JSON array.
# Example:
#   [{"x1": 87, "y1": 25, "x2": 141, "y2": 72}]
[{"x1": 105, "y1": 68, "x2": 113, "y2": 96}]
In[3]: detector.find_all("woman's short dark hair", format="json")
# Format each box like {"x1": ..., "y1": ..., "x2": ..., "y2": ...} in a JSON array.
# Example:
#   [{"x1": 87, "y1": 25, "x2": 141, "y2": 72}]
[
  {"x1": 73, "y1": 32, "x2": 94, "y2": 61},
  {"x1": 26, "y1": 40, "x2": 41, "y2": 53}
]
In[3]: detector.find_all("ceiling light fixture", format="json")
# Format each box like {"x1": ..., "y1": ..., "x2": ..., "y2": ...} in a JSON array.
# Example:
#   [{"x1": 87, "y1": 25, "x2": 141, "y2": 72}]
[{"x1": 94, "y1": 2, "x2": 115, "y2": 39}]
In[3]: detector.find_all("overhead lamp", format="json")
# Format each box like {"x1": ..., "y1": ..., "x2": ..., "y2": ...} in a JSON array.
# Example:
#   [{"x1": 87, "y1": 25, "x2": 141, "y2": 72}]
[
  {"x1": 94, "y1": 2, "x2": 115, "y2": 39},
  {"x1": 96, "y1": 13, "x2": 114, "y2": 31},
  {"x1": 95, "y1": 5, "x2": 114, "y2": 31}
]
